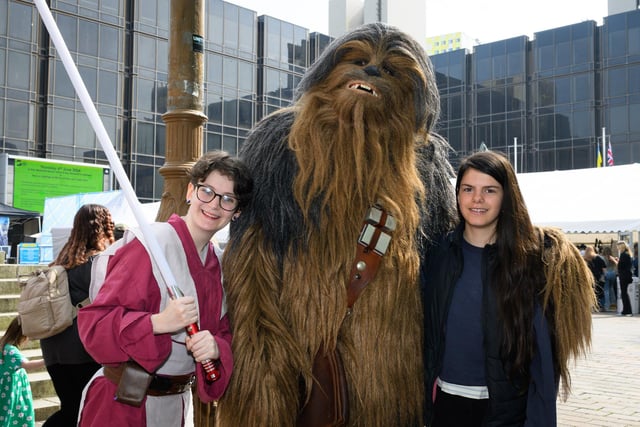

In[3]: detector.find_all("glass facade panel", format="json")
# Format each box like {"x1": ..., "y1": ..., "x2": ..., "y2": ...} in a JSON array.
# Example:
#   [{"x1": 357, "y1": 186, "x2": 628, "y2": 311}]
[
  {"x1": 238, "y1": 7, "x2": 255, "y2": 56},
  {"x1": 78, "y1": 19, "x2": 99, "y2": 56},
  {"x1": 53, "y1": 60, "x2": 75, "y2": 98},
  {"x1": 629, "y1": 65, "x2": 640, "y2": 93},
  {"x1": 76, "y1": 111, "x2": 94, "y2": 148},
  {"x1": 57, "y1": 13, "x2": 78, "y2": 52},
  {"x1": 98, "y1": 70, "x2": 118, "y2": 105},
  {"x1": 137, "y1": 35, "x2": 156, "y2": 70},
  {"x1": 573, "y1": 74, "x2": 591, "y2": 101},
  {"x1": 556, "y1": 41, "x2": 571, "y2": 67},
  {"x1": 223, "y1": 3, "x2": 239, "y2": 51},
  {"x1": 607, "y1": 14, "x2": 627, "y2": 58},
  {"x1": 238, "y1": 60, "x2": 254, "y2": 93},
  {"x1": 8, "y1": 2, "x2": 34, "y2": 42},
  {"x1": 538, "y1": 45, "x2": 554, "y2": 70},
  {"x1": 0, "y1": 49, "x2": 4, "y2": 86},
  {"x1": 572, "y1": 110, "x2": 591, "y2": 138},
  {"x1": 52, "y1": 108, "x2": 74, "y2": 144},
  {"x1": 7, "y1": 50, "x2": 29, "y2": 90},
  {"x1": 0, "y1": 99, "x2": 3, "y2": 137},
  {"x1": 630, "y1": 103, "x2": 640, "y2": 133},
  {"x1": 630, "y1": 25, "x2": 640, "y2": 55},
  {"x1": 137, "y1": 121, "x2": 155, "y2": 155},
  {"x1": 555, "y1": 77, "x2": 570, "y2": 104},
  {"x1": 100, "y1": 24, "x2": 120, "y2": 61},
  {"x1": 0, "y1": 1, "x2": 6, "y2": 35},
  {"x1": 223, "y1": 57, "x2": 238, "y2": 88},
  {"x1": 609, "y1": 104, "x2": 627, "y2": 134},
  {"x1": 5, "y1": 100, "x2": 30, "y2": 139},
  {"x1": 608, "y1": 68, "x2": 626, "y2": 96}
]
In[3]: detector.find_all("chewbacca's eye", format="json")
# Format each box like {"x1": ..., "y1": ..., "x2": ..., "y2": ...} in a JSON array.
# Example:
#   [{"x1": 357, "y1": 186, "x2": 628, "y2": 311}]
[
  {"x1": 382, "y1": 64, "x2": 395, "y2": 76},
  {"x1": 353, "y1": 59, "x2": 367, "y2": 66}
]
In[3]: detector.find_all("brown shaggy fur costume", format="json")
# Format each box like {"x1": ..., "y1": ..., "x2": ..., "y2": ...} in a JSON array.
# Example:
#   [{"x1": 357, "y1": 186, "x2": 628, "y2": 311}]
[
  {"x1": 539, "y1": 226, "x2": 597, "y2": 399},
  {"x1": 216, "y1": 23, "x2": 457, "y2": 427}
]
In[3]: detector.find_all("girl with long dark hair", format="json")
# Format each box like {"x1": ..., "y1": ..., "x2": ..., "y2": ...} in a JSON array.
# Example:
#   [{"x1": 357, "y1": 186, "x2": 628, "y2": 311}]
[{"x1": 422, "y1": 151, "x2": 596, "y2": 426}]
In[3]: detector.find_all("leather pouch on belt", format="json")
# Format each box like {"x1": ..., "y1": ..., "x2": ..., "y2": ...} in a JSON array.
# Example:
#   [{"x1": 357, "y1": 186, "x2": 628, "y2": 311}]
[{"x1": 115, "y1": 360, "x2": 154, "y2": 407}]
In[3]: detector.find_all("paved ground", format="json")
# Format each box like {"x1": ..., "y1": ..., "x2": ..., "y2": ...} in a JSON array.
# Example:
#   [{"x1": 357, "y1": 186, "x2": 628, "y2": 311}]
[{"x1": 557, "y1": 312, "x2": 640, "y2": 427}]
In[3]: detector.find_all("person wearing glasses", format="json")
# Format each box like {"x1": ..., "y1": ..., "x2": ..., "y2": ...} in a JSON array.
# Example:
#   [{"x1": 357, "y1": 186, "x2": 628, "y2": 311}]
[{"x1": 77, "y1": 151, "x2": 252, "y2": 426}]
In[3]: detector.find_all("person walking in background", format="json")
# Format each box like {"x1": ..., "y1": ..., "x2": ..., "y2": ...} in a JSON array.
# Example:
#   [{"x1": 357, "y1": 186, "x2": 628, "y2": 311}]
[
  {"x1": 40, "y1": 204, "x2": 115, "y2": 426},
  {"x1": 1, "y1": 316, "x2": 45, "y2": 427},
  {"x1": 584, "y1": 245, "x2": 607, "y2": 311},
  {"x1": 77, "y1": 151, "x2": 252, "y2": 426},
  {"x1": 633, "y1": 242, "x2": 638, "y2": 278},
  {"x1": 601, "y1": 246, "x2": 618, "y2": 311},
  {"x1": 421, "y1": 150, "x2": 596, "y2": 427},
  {"x1": 609, "y1": 240, "x2": 634, "y2": 316}
]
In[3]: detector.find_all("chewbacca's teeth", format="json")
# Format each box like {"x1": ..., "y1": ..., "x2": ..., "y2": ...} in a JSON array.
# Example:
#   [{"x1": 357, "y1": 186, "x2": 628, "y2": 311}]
[{"x1": 348, "y1": 82, "x2": 378, "y2": 96}]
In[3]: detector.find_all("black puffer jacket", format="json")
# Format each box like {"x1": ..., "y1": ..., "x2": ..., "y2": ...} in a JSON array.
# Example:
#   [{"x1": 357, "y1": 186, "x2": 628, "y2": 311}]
[{"x1": 421, "y1": 224, "x2": 529, "y2": 426}]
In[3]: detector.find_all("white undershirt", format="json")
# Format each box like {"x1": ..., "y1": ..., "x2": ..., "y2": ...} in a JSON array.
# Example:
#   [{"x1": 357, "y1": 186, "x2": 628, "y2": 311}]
[{"x1": 438, "y1": 377, "x2": 489, "y2": 399}]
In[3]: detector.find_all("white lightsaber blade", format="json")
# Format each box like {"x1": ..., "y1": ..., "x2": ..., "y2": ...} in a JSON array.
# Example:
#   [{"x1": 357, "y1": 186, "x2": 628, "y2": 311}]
[
  {"x1": 34, "y1": 0, "x2": 222, "y2": 382},
  {"x1": 33, "y1": 0, "x2": 179, "y2": 293}
]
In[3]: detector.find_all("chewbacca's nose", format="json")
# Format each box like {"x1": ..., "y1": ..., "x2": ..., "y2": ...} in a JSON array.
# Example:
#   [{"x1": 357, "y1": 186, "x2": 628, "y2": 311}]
[{"x1": 363, "y1": 65, "x2": 381, "y2": 77}]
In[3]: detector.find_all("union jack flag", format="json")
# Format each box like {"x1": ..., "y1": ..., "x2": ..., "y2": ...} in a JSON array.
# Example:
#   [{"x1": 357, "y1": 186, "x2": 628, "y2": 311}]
[{"x1": 607, "y1": 142, "x2": 614, "y2": 166}]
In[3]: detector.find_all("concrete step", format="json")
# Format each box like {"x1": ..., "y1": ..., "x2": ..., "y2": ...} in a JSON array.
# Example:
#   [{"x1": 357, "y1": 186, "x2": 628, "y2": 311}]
[
  {"x1": 0, "y1": 277, "x2": 23, "y2": 294},
  {"x1": 26, "y1": 363, "x2": 60, "y2": 423},
  {"x1": 0, "y1": 311, "x2": 20, "y2": 330},
  {"x1": 0, "y1": 294, "x2": 19, "y2": 312},
  {"x1": 34, "y1": 395, "x2": 60, "y2": 423},
  {"x1": 0, "y1": 264, "x2": 42, "y2": 279},
  {"x1": 28, "y1": 370, "x2": 57, "y2": 399}
]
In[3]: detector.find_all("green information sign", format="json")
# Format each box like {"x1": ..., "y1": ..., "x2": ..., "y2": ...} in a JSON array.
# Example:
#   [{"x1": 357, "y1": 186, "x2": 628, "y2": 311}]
[{"x1": 13, "y1": 158, "x2": 107, "y2": 213}]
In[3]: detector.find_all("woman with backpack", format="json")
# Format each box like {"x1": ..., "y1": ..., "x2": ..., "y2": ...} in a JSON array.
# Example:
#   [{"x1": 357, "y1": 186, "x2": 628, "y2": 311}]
[{"x1": 40, "y1": 204, "x2": 115, "y2": 426}]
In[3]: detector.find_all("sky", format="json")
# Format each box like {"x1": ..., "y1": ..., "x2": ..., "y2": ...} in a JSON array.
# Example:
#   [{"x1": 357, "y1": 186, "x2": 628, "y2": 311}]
[{"x1": 228, "y1": 0, "x2": 609, "y2": 45}]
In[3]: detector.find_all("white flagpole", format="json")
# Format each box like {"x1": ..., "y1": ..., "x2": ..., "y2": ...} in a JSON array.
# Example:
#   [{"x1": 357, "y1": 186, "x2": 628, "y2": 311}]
[
  {"x1": 602, "y1": 127, "x2": 607, "y2": 168},
  {"x1": 32, "y1": 0, "x2": 179, "y2": 294},
  {"x1": 514, "y1": 137, "x2": 518, "y2": 174}
]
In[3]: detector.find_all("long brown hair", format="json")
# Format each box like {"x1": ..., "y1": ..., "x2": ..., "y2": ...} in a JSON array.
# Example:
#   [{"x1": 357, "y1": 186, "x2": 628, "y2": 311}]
[
  {"x1": 456, "y1": 151, "x2": 544, "y2": 378},
  {"x1": 51, "y1": 204, "x2": 115, "y2": 269},
  {"x1": 1, "y1": 316, "x2": 27, "y2": 349}
]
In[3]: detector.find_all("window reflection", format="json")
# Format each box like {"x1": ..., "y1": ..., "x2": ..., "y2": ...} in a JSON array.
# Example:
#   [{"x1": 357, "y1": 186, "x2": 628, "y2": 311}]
[{"x1": 8, "y1": 2, "x2": 33, "y2": 42}]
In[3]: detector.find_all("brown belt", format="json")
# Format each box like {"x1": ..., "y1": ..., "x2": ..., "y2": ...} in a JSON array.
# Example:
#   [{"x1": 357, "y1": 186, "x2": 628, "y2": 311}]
[{"x1": 103, "y1": 364, "x2": 196, "y2": 396}]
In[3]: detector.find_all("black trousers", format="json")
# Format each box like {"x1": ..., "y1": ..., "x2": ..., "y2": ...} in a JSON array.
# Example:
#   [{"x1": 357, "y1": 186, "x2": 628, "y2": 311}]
[
  {"x1": 432, "y1": 386, "x2": 488, "y2": 427},
  {"x1": 620, "y1": 280, "x2": 633, "y2": 315},
  {"x1": 43, "y1": 361, "x2": 100, "y2": 427}
]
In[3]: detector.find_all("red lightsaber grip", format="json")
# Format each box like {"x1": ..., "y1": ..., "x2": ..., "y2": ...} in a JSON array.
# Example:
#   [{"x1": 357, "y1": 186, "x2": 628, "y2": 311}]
[{"x1": 185, "y1": 322, "x2": 221, "y2": 382}]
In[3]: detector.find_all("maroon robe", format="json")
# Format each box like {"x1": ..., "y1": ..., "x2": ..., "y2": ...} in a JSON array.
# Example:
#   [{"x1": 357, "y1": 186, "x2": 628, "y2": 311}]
[{"x1": 77, "y1": 214, "x2": 232, "y2": 426}]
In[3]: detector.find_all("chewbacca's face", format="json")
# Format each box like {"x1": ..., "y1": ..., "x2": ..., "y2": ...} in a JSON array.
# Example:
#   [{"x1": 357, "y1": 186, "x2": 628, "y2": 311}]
[{"x1": 309, "y1": 39, "x2": 427, "y2": 129}]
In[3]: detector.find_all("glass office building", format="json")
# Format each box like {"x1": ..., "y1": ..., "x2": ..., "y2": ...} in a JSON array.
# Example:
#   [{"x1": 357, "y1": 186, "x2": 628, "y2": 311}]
[
  {"x1": 1, "y1": 0, "x2": 639, "y2": 203},
  {"x1": 433, "y1": 8, "x2": 640, "y2": 171},
  {"x1": 0, "y1": 0, "x2": 331, "y2": 202}
]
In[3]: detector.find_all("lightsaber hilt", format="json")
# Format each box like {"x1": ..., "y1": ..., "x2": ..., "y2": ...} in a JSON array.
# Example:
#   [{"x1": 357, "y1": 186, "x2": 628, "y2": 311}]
[
  {"x1": 185, "y1": 322, "x2": 221, "y2": 382},
  {"x1": 171, "y1": 286, "x2": 221, "y2": 382}
]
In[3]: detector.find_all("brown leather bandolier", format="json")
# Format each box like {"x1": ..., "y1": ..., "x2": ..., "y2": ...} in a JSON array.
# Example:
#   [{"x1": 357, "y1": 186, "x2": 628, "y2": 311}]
[{"x1": 297, "y1": 205, "x2": 395, "y2": 427}]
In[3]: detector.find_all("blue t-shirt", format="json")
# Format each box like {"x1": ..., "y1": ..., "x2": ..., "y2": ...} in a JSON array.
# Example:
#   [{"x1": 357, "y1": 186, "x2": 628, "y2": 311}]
[{"x1": 440, "y1": 239, "x2": 486, "y2": 386}]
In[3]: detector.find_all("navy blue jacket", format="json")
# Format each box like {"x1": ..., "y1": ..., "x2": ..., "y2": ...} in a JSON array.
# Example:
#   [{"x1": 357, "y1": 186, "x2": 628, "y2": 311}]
[{"x1": 421, "y1": 224, "x2": 558, "y2": 426}]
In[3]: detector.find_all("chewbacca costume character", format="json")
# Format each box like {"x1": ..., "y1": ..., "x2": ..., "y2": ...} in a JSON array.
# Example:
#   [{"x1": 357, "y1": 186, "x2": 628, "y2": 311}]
[{"x1": 215, "y1": 23, "x2": 456, "y2": 427}]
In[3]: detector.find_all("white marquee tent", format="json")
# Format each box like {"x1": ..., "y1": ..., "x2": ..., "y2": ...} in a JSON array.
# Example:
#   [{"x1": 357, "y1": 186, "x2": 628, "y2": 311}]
[{"x1": 514, "y1": 163, "x2": 640, "y2": 233}]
